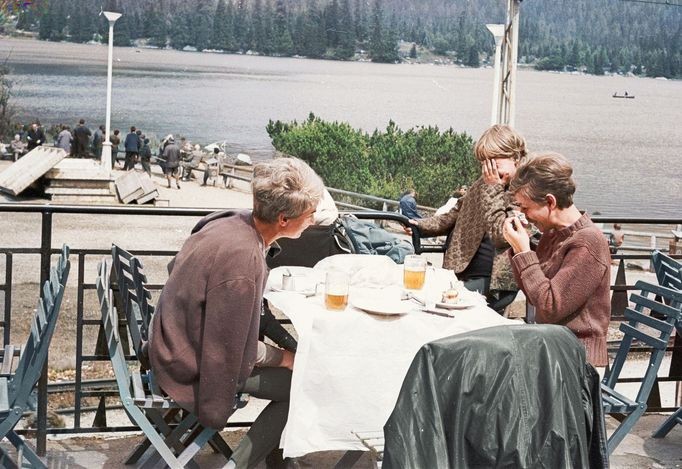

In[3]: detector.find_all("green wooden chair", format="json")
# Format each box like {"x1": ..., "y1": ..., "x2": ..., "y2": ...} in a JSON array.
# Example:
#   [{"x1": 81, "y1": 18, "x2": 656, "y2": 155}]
[
  {"x1": 650, "y1": 251, "x2": 682, "y2": 438},
  {"x1": 109, "y1": 245, "x2": 234, "y2": 464},
  {"x1": 0, "y1": 245, "x2": 70, "y2": 469},
  {"x1": 602, "y1": 281, "x2": 682, "y2": 453},
  {"x1": 97, "y1": 259, "x2": 227, "y2": 469}
]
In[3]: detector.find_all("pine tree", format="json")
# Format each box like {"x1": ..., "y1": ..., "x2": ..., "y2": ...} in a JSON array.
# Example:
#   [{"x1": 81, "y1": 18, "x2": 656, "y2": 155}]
[
  {"x1": 369, "y1": 0, "x2": 383, "y2": 61},
  {"x1": 274, "y1": 0, "x2": 294, "y2": 55},
  {"x1": 113, "y1": 14, "x2": 132, "y2": 47},
  {"x1": 353, "y1": 0, "x2": 367, "y2": 44},
  {"x1": 38, "y1": 7, "x2": 53, "y2": 40},
  {"x1": 335, "y1": 0, "x2": 355, "y2": 59},
  {"x1": 213, "y1": 0, "x2": 230, "y2": 50},
  {"x1": 252, "y1": 0, "x2": 266, "y2": 52},
  {"x1": 146, "y1": 9, "x2": 168, "y2": 48},
  {"x1": 170, "y1": 15, "x2": 191, "y2": 50},
  {"x1": 326, "y1": 0, "x2": 339, "y2": 48}
]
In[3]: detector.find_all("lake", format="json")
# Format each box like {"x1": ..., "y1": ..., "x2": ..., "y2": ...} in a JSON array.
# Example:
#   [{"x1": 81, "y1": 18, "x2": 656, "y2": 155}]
[{"x1": 2, "y1": 38, "x2": 681, "y2": 217}]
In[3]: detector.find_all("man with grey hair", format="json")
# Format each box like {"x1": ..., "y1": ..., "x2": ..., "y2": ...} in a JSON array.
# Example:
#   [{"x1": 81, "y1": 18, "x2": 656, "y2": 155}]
[{"x1": 149, "y1": 157, "x2": 324, "y2": 469}]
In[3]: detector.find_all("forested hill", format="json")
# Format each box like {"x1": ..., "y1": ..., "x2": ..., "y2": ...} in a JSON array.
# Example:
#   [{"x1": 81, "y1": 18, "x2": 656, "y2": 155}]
[{"x1": 5, "y1": 0, "x2": 681, "y2": 78}]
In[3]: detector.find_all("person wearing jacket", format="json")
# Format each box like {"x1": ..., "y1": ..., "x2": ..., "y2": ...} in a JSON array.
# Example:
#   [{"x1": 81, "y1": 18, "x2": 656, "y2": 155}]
[
  {"x1": 503, "y1": 152, "x2": 611, "y2": 366},
  {"x1": 149, "y1": 157, "x2": 324, "y2": 469},
  {"x1": 161, "y1": 136, "x2": 181, "y2": 188},
  {"x1": 72, "y1": 119, "x2": 91, "y2": 158},
  {"x1": 56, "y1": 125, "x2": 72, "y2": 154},
  {"x1": 26, "y1": 121, "x2": 46, "y2": 151},
  {"x1": 123, "y1": 126, "x2": 140, "y2": 170},
  {"x1": 409, "y1": 125, "x2": 527, "y2": 311}
]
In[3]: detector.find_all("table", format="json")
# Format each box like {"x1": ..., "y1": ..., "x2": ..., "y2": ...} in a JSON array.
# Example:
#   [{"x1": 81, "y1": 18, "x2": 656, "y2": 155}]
[{"x1": 264, "y1": 255, "x2": 519, "y2": 458}]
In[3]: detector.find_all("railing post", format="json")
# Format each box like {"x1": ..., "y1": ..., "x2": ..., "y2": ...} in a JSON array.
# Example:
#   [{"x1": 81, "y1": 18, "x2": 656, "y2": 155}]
[
  {"x1": 3, "y1": 253, "x2": 12, "y2": 346},
  {"x1": 37, "y1": 210, "x2": 52, "y2": 456},
  {"x1": 649, "y1": 235, "x2": 657, "y2": 271}
]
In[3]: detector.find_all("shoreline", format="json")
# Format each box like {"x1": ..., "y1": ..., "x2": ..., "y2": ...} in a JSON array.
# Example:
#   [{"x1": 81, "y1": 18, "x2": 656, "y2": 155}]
[{"x1": 1, "y1": 35, "x2": 674, "y2": 83}]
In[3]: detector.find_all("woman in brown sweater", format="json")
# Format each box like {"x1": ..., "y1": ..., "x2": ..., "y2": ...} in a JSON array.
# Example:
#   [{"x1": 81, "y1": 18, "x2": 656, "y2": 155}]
[{"x1": 503, "y1": 152, "x2": 611, "y2": 366}]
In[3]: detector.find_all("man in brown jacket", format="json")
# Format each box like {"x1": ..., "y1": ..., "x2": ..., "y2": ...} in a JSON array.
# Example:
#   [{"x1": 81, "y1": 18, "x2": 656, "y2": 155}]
[{"x1": 149, "y1": 158, "x2": 324, "y2": 468}]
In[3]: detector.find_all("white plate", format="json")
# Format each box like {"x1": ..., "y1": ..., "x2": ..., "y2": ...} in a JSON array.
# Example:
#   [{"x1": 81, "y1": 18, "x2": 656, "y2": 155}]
[
  {"x1": 435, "y1": 299, "x2": 476, "y2": 310},
  {"x1": 352, "y1": 298, "x2": 413, "y2": 316}
]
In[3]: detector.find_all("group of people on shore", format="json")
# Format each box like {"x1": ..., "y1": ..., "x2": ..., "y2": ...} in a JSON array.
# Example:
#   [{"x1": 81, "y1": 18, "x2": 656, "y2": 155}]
[{"x1": 146, "y1": 124, "x2": 613, "y2": 468}]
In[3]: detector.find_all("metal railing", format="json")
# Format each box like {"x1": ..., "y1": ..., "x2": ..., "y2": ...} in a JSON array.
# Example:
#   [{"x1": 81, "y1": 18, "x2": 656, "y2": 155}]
[{"x1": 0, "y1": 202, "x2": 681, "y2": 455}]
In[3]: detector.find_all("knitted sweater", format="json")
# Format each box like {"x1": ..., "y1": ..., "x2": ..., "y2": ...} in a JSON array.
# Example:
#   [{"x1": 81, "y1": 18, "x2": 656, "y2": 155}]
[
  {"x1": 510, "y1": 213, "x2": 611, "y2": 366},
  {"x1": 149, "y1": 210, "x2": 267, "y2": 429}
]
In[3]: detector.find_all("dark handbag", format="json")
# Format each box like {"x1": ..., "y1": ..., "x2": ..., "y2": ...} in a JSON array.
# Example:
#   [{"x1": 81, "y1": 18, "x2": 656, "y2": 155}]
[{"x1": 266, "y1": 223, "x2": 351, "y2": 268}]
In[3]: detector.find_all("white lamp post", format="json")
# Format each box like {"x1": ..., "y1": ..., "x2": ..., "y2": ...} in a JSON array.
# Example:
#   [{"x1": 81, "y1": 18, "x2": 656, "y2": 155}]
[
  {"x1": 100, "y1": 10, "x2": 122, "y2": 174},
  {"x1": 486, "y1": 24, "x2": 505, "y2": 125}
]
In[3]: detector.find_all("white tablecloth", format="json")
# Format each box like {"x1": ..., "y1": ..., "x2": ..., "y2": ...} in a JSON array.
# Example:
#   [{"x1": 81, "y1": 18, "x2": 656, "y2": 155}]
[{"x1": 264, "y1": 256, "x2": 519, "y2": 458}]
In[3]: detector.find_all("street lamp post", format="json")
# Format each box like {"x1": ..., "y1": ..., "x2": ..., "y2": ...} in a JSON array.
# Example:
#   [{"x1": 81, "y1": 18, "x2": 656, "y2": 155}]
[
  {"x1": 486, "y1": 24, "x2": 505, "y2": 125},
  {"x1": 101, "y1": 11, "x2": 121, "y2": 174}
]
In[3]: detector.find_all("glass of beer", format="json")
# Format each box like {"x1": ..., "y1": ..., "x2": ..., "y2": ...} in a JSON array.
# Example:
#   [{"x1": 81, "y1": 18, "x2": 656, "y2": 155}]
[
  {"x1": 325, "y1": 270, "x2": 349, "y2": 310},
  {"x1": 403, "y1": 255, "x2": 427, "y2": 290}
]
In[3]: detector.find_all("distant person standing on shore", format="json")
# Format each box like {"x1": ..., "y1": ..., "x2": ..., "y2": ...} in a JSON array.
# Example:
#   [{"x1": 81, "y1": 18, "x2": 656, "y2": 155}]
[
  {"x1": 124, "y1": 126, "x2": 140, "y2": 170},
  {"x1": 162, "y1": 136, "x2": 181, "y2": 189},
  {"x1": 399, "y1": 189, "x2": 422, "y2": 220},
  {"x1": 92, "y1": 125, "x2": 105, "y2": 160},
  {"x1": 110, "y1": 129, "x2": 121, "y2": 168},
  {"x1": 73, "y1": 119, "x2": 91, "y2": 158},
  {"x1": 56, "y1": 125, "x2": 72, "y2": 154},
  {"x1": 26, "y1": 121, "x2": 46, "y2": 151},
  {"x1": 140, "y1": 138, "x2": 152, "y2": 177}
]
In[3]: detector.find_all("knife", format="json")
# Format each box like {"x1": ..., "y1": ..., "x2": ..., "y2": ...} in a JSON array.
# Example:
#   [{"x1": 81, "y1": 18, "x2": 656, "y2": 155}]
[{"x1": 421, "y1": 307, "x2": 454, "y2": 318}]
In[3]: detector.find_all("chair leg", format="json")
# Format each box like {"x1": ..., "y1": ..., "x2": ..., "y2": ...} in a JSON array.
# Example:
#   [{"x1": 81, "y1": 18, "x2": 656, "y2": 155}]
[
  {"x1": 177, "y1": 427, "x2": 216, "y2": 468},
  {"x1": 0, "y1": 444, "x2": 20, "y2": 469},
  {"x1": 607, "y1": 407, "x2": 646, "y2": 454},
  {"x1": 125, "y1": 409, "x2": 182, "y2": 464},
  {"x1": 139, "y1": 412, "x2": 199, "y2": 469},
  {"x1": 6, "y1": 430, "x2": 46, "y2": 469},
  {"x1": 652, "y1": 406, "x2": 682, "y2": 438},
  {"x1": 208, "y1": 432, "x2": 233, "y2": 459},
  {"x1": 125, "y1": 405, "x2": 185, "y2": 469}
]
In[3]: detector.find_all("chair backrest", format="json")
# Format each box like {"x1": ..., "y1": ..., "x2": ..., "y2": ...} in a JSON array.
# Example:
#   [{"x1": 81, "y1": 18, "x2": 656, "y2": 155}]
[
  {"x1": 604, "y1": 281, "x2": 682, "y2": 403},
  {"x1": 111, "y1": 244, "x2": 154, "y2": 359},
  {"x1": 651, "y1": 250, "x2": 682, "y2": 298},
  {"x1": 96, "y1": 259, "x2": 135, "y2": 403},
  {"x1": 9, "y1": 246, "x2": 70, "y2": 406}
]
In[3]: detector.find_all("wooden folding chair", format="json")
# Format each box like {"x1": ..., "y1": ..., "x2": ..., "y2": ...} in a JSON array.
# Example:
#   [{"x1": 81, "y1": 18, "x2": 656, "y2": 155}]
[
  {"x1": 602, "y1": 280, "x2": 682, "y2": 453},
  {"x1": 650, "y1": 251, "x2": 682, "y2": 438},
  {"x1": 97, "y1": 259, "x2": 229, "y2": 468},
  {"x1": 0, "y1": 245, "x2": 70, "y2": 469}
]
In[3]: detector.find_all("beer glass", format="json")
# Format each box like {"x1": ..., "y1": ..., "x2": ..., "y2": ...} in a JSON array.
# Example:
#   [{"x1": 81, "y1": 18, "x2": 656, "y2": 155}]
[
  {"x1": 403, "y1": 255, "x2": 426, "y2": 290},
  {"x1": 325, "y1": 270, "x2": 349, "y2": 310}
]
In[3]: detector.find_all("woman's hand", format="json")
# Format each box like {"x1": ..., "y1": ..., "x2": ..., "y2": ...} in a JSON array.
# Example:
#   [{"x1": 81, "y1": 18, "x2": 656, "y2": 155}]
[
  {"x1": 503, "y1": 217, "x2": 531, "y2": 254},
  {"x1": 403, "y1": 218, "x2": 419, "y2": 236},
  {"x1": 482, "y1": 159, "x2": 504, "y2": 185}
]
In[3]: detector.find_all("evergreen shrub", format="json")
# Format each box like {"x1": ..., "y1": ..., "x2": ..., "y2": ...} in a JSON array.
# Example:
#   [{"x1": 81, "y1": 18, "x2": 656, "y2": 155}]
[{"x1": 266, "y1": 113, "x2": 480, "y2": 208}]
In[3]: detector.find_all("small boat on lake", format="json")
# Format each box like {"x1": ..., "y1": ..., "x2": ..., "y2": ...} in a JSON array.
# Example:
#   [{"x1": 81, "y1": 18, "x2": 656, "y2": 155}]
[{"x1": 612, "y1": 91, "x2": 635, "y2": 99}]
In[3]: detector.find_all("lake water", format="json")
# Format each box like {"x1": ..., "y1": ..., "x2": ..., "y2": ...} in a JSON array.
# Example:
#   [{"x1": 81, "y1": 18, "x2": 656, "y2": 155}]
[{"x1": 2, "y1": 38, "x2": 681, "y2": 217}]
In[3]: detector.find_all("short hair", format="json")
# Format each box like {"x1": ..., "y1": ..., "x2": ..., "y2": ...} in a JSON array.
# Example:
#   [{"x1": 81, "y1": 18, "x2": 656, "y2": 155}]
[
  {"x1": 79, "y1": 119, "x2": 85, "y2": 124},
  {"x1": 114, "y1": 129, "x2": 120, "y2": 135},
  {"x1": 613, "y1": 223, "x2": 622, "y2": 230},
  {"x1": 509, "y1": 152, "x2": 576, "y2": 209},
  {"x1": 474, "y1": 124, "x2": 527, "y2": 163},
  {"x1": 251, "y1": 158, "x2": 324, "y2": 224},
  {"x1": 213, "y1": 147, "x2": 219, "y2": 154},
  {"x1": 130, "y1": 126, "x2": 136, "y2": 132}
]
